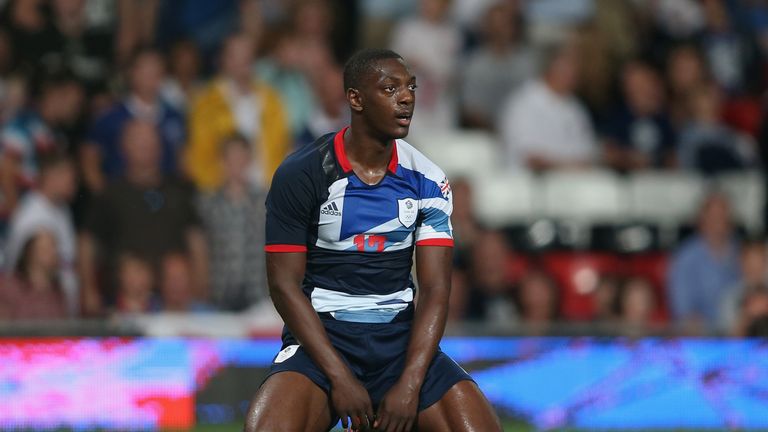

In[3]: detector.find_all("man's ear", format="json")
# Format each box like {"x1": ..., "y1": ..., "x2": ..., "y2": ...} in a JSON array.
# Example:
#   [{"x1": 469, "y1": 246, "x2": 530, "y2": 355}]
[{"x1": 347, "y1": 88, "x2": 363, "y2": 112}]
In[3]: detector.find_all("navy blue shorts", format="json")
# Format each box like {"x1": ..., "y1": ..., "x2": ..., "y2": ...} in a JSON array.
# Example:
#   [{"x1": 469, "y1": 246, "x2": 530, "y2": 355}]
[{"x1": 264, "y1": 310, "x2": 472, "y2": 426}]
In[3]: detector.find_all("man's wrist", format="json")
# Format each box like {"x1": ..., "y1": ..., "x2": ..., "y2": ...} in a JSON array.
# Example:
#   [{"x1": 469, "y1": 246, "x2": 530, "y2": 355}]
[{"x1": 398, "y1": 367, "x2": 426, "y2": 390}]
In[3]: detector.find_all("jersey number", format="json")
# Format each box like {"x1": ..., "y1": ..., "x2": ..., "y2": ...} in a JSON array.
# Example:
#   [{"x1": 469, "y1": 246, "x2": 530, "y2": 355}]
[{"x1": 354, "y1": 234, "x2": 386, "y2": 252}]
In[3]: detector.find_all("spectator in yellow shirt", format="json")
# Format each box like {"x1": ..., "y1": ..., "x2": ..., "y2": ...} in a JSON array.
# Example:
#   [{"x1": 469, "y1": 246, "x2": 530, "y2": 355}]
[{"x1": 186, "y1": 32, "x2": 290, "y2": 190}]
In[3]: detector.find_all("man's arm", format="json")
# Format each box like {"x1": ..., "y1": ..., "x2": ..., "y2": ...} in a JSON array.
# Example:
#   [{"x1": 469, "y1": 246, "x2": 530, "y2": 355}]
[
  {"x1": 186, "y1": 227, "x2": 209, "y2": 300},
  {"x1": 267, "y1": 252, "x2": 374, "y2": 431},
  {"x1": 375, "y1": 245, "x2": 452, "y2": 432}
]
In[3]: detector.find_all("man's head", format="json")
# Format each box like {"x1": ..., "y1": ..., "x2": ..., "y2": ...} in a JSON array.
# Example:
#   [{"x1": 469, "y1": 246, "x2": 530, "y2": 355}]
[
  {"x1": 621, "y1": 60, "x2": 663, "y2": 116},
  {"x1": 121, "y1": 119, "x2": 162, "y2": 173},
  {"x1": 220, "y1": 133, "x2": 251, "y2": 184},
  {"x1": 160, "y1": 252, "x2": 194, "y2": 312},
  {"x1": 343, "y1": 49, "x2": 416, "y2": 140},
  {"x1": 38, "y1": 74, "x2": 85, "y2": 125},
  {"x1": 697, "y1": 190, "x2": 733, "y2": 245},
  {"x1": 220, "y1": 33, "x2": 255, "y2": 85},
  {"x1": 128, "y1": 48, "x2": 166, "y2": 100},
  {"x1": 540, "y1": 42, "x2": 580, "y2": 95},
  {"x1": 38, "y1": 151, "x2": 76, "y2": 203}
]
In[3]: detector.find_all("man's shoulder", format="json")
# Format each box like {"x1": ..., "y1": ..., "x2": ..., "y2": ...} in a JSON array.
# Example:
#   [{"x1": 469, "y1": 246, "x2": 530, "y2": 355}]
[
  {"x1": 395, "y1": 139, "x2": 447, "y2": 184},
  {"x1": 275, "y1": 132, "x2": 335, "y2": 178}
]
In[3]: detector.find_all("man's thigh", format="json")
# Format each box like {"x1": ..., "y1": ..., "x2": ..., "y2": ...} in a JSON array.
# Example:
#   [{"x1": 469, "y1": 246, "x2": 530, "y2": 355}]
[
  {"x1": 245, "y1": 371, "x2": 334, "y2": 432},
  {"x1": 416, "y1": 380, "x2": 502, "y2": 432}
]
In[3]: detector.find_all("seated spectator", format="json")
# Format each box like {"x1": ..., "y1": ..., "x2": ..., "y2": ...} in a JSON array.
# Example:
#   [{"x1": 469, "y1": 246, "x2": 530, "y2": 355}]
[
  {"x1": 0, "y1": 74, "x2": 83, "y2": 218},
  {"x1": 114, "y1": 253, "x2": 154, "y2": 315},
  {"x1": 593, "y1": 274, "x2": 620, "y2": 322},
  {"x1": 499, "y1": 42, "x2": 598, "y2": 171},
  {"x1": 0, "y1": 230, "x2": 67, "y2": 321},
  {"x1": 736, "y1": 288, "x2": 768, "y2": 337},
  {"x1": 79, "y1": 119, "x2": 207, "y2": 316},
  {"x1": 81, "y1": 48, "x2": 185, "y2": 192},
  {"x1": 5, "y1": 152, "x2": 78, "y2": 315},
  {"x1": 721, "y1": 238, "x2": 768, "y2": 334},
  {"x1": 390, "y1": 0, "x2": 461, "y2": 134},
  {"x1": 186, "y1": 32, "x2": 290, "y2": 191},
  {"x1": 460, "y1": 1, "x2": 536, "y2": 130},
  {"x1": 160, "y1": 38, "x2": 203, "y2": 113},
  {"x1": 159, "y1": 252, "x2": 210, "y2": 313},
  {"x1": 667, "y1": 191, "x2": 741, "y2": 333},
  {"x1": 665, "y1": 44, "x2": 710, "y2": 127},
  {"x1": 677, "y1": 83, "x2": 758, "y2": 175},
  {"x1": 198, "y1": 135, "x2": 267, "y2": 311},
  {"x1": 515, "y1": 269, "x2": 560, "y2": 332},
  {"x1": 465, "y1": 229, "x2": 517, "y2": 324},
  {"x1": 601, "y1": 60, "x2": 676, "y2": 171},
  {"x1": 449, "y1": 178, "x2": 481, "y2": 258},
  {"x1": 616, "y1": 276, "x2": 657, "y2": 335}
]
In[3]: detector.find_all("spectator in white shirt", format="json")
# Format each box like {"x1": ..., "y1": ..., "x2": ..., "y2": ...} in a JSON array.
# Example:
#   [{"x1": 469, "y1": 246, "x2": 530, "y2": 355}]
[
  {"x1": 391, "y1": 0, "x2": 461, "y2": 134},
  {"x1": 4, "y1": 152, "x2": 78, "y2": 315},
  {"x1": 498, "y1": 42, "x2": 598, "y2": 170}
]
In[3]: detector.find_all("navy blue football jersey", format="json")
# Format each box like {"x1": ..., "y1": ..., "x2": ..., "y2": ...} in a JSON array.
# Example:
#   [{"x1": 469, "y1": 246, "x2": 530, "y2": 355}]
[{"x1": 265, "y1": 127, "x2": 453, "y2": 315}]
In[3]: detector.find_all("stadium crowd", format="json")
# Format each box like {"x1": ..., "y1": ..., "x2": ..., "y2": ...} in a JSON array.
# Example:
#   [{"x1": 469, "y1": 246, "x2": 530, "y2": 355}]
[{"x1": 1, "y1": 0, "x2": 768, "y2": 337}]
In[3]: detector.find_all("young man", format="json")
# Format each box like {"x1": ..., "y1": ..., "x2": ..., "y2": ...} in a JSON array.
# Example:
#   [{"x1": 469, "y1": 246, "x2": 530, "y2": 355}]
[{"x1": 246, "y1": 49, "x2": 501, "y2": 432}]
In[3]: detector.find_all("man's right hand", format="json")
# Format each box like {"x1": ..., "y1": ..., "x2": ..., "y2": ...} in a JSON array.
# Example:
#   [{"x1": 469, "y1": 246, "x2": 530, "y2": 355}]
[{"x1": 330, "y1": 372, "x2": 375, "y2": 431}]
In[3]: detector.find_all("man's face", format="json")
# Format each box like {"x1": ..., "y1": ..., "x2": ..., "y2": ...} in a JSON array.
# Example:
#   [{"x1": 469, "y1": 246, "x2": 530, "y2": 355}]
[
  {"x1": 351, "y1": 58, "x2": 416, "y2": 140},
  {"x1": 130, "y1": 54, "x2": 165, "y2": 98}
]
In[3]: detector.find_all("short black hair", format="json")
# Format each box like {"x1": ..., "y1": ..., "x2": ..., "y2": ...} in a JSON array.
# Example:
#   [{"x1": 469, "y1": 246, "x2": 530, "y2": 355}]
[{"x1": 343, "y1": 48, "x2": 403, "y2": 91}]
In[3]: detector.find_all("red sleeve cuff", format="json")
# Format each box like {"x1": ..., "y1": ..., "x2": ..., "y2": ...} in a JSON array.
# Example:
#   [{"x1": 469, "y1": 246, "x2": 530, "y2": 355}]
[
  {"x1": 264, "y1": 244, "x2": 308, "y2": 252},
  {"x1": 415, "y1": 238, "x2": 454, "y2": 247}
]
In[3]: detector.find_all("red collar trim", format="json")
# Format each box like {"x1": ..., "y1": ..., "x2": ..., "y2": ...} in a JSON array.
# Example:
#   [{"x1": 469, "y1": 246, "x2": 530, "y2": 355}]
[{"x1": 333, "y1": 126, "x2": 399, "y2": 175}]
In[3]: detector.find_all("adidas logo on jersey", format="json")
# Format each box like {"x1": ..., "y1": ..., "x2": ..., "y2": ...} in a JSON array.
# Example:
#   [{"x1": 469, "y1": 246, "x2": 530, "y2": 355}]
[{"x1": 321, "y1": 202, "x2": 342, "y2": 216}]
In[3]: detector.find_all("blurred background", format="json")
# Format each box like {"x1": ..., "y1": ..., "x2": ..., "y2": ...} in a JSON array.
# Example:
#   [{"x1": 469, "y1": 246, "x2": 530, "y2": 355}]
[{"x1": 1, "y1": 0, "x2": 768, "y2": 430}]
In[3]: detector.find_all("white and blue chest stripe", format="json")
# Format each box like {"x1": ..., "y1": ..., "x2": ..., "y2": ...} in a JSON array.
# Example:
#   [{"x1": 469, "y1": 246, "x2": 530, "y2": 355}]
[{"x1": 314, "y1": 140, "x2": 452, "y2": 252}]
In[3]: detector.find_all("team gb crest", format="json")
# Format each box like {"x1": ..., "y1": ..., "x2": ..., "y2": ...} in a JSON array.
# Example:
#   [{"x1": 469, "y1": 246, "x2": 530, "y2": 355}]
[{"x1": 398, "y1": 198, "x2": 418, "y2": 228}]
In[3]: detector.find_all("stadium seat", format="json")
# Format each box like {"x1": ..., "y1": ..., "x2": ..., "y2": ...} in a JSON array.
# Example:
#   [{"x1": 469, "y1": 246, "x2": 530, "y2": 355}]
[
  {"x1": 472, "y1": 170, "x2": 538, "y2": 227},
  {"x1": 715, "y1": 171, "x2": 765, "y2": 235},
  {"x1": 540, "y1": 170, "x2": 629, "y2": 223},
  {"x1": 627, "y1": 171, "x2": 705, "y2": 225},
  {"x1": 408, "y1": 129, "x2": 501, "y2": 181}
]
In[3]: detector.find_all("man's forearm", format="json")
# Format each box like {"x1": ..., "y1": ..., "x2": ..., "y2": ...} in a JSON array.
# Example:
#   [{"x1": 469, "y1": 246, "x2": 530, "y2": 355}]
[
  {"x1": 398, "y1": 289, "x2": 449, "y2": 387},
  {"x1": 270, "y1": 285, "x2": 354, "y2": 382}
]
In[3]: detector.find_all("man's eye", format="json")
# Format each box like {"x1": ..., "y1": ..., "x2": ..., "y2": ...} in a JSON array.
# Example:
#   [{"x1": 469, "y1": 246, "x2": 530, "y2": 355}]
[
  {"x1": 408, "y1": 84, "x2": 418, "y2": 91},
  {"x1": 384, "y1": 86, "x2": 395, "y2": 93}
]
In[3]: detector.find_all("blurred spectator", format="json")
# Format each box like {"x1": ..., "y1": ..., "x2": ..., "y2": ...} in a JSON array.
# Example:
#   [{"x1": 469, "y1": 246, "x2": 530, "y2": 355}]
[
  {"x1": 159, "y1": 252, "x2": 210, "y2": 312},
  {"x1": 592, "y1": 275, "x2": 619, "y2": 321},
  {"x1": 449, "y1": 178, "x2": 481, "y2": 256},
  {"x1": 465, "y1": 229, "x2": 517, "y2": 324},
  {"x1": 81, "y1": 48, "x2": 185, "y2": 192},
  {"x1": 391, "y1": 0, "x2": 461, "y2": 134},
  {"x1": 460, "y1": 1, "x2": 535, "y2": 131},
  {"x1": 665, "y1": 44, "x2": 709, "y2": 127},
  {"x1": 721, "y1": 238, "x2": 768, "y2": 334},
  {"x1": 160, "y1": 38, "x2": 203, "y2": 113},
  {"x1": 499, "y1": 42, "x2": 598, "y2": 170},
  {"x1": 677, "y1": 83, "x2": 758, "y2": 175},
  {"x1": 198, "y1": 135, "x2": 267, "y2": 311},
  {"x1": 0, "y1": 74, "x2": 84, "y2": 218},
  {"x1": 42, "y1": 0, "x2": 115, "y2": 95},
  {"x1": 515, "y1": 269, "x2": 560, "y2": 332},
  {"x1": 601, "y1": 60, "x2": 676, "y2": 171},
  {"x1": 186, "y1": 32, "x2": 289, "y2": 190},
  {"x1": 263, "y1": 3, "x2": 348, "y2": 147},
  {"x1": 0, "y1": 230, "x2": 67, "y2": 320},
  {"x1": 736, "y1": 288, "x2": 768, "y2": 337},
  {"x1": 699, "y1": 0, "x2": 760, "y2": 94},
  {"x1": 115, "y1": 0, "x2": 159, "y2": 66},
  {"x1": 616, "y1": 276, "x2": 657, "y2": 335},
  {"x1": 114, "y1": 253, "x2": 154, "y2": 314},
  {"x1": 667, "y1": 191, "x2": 741, "y2": 333},
  {"x1": 5, "y1": 152, "x2": 78, "y2": 315},
  {"x1": 79, "y1": 119, "x2": 206, "y2": 315},
  {"x1": 1, "y1": 0, "x2": 56, "y2": 72},
  {"x1": 648, "y1": 0, "x2": 704, "y2": 41}
]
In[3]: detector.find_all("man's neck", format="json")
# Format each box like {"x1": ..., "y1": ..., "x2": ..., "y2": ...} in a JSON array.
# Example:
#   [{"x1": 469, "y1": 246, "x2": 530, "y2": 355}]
[
  {"x1": 345, "y1": 124, "x2": 393, "y2": 174},
  {"x1": 127, "y1": 167, "x2": 161, "y2": 187}
]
